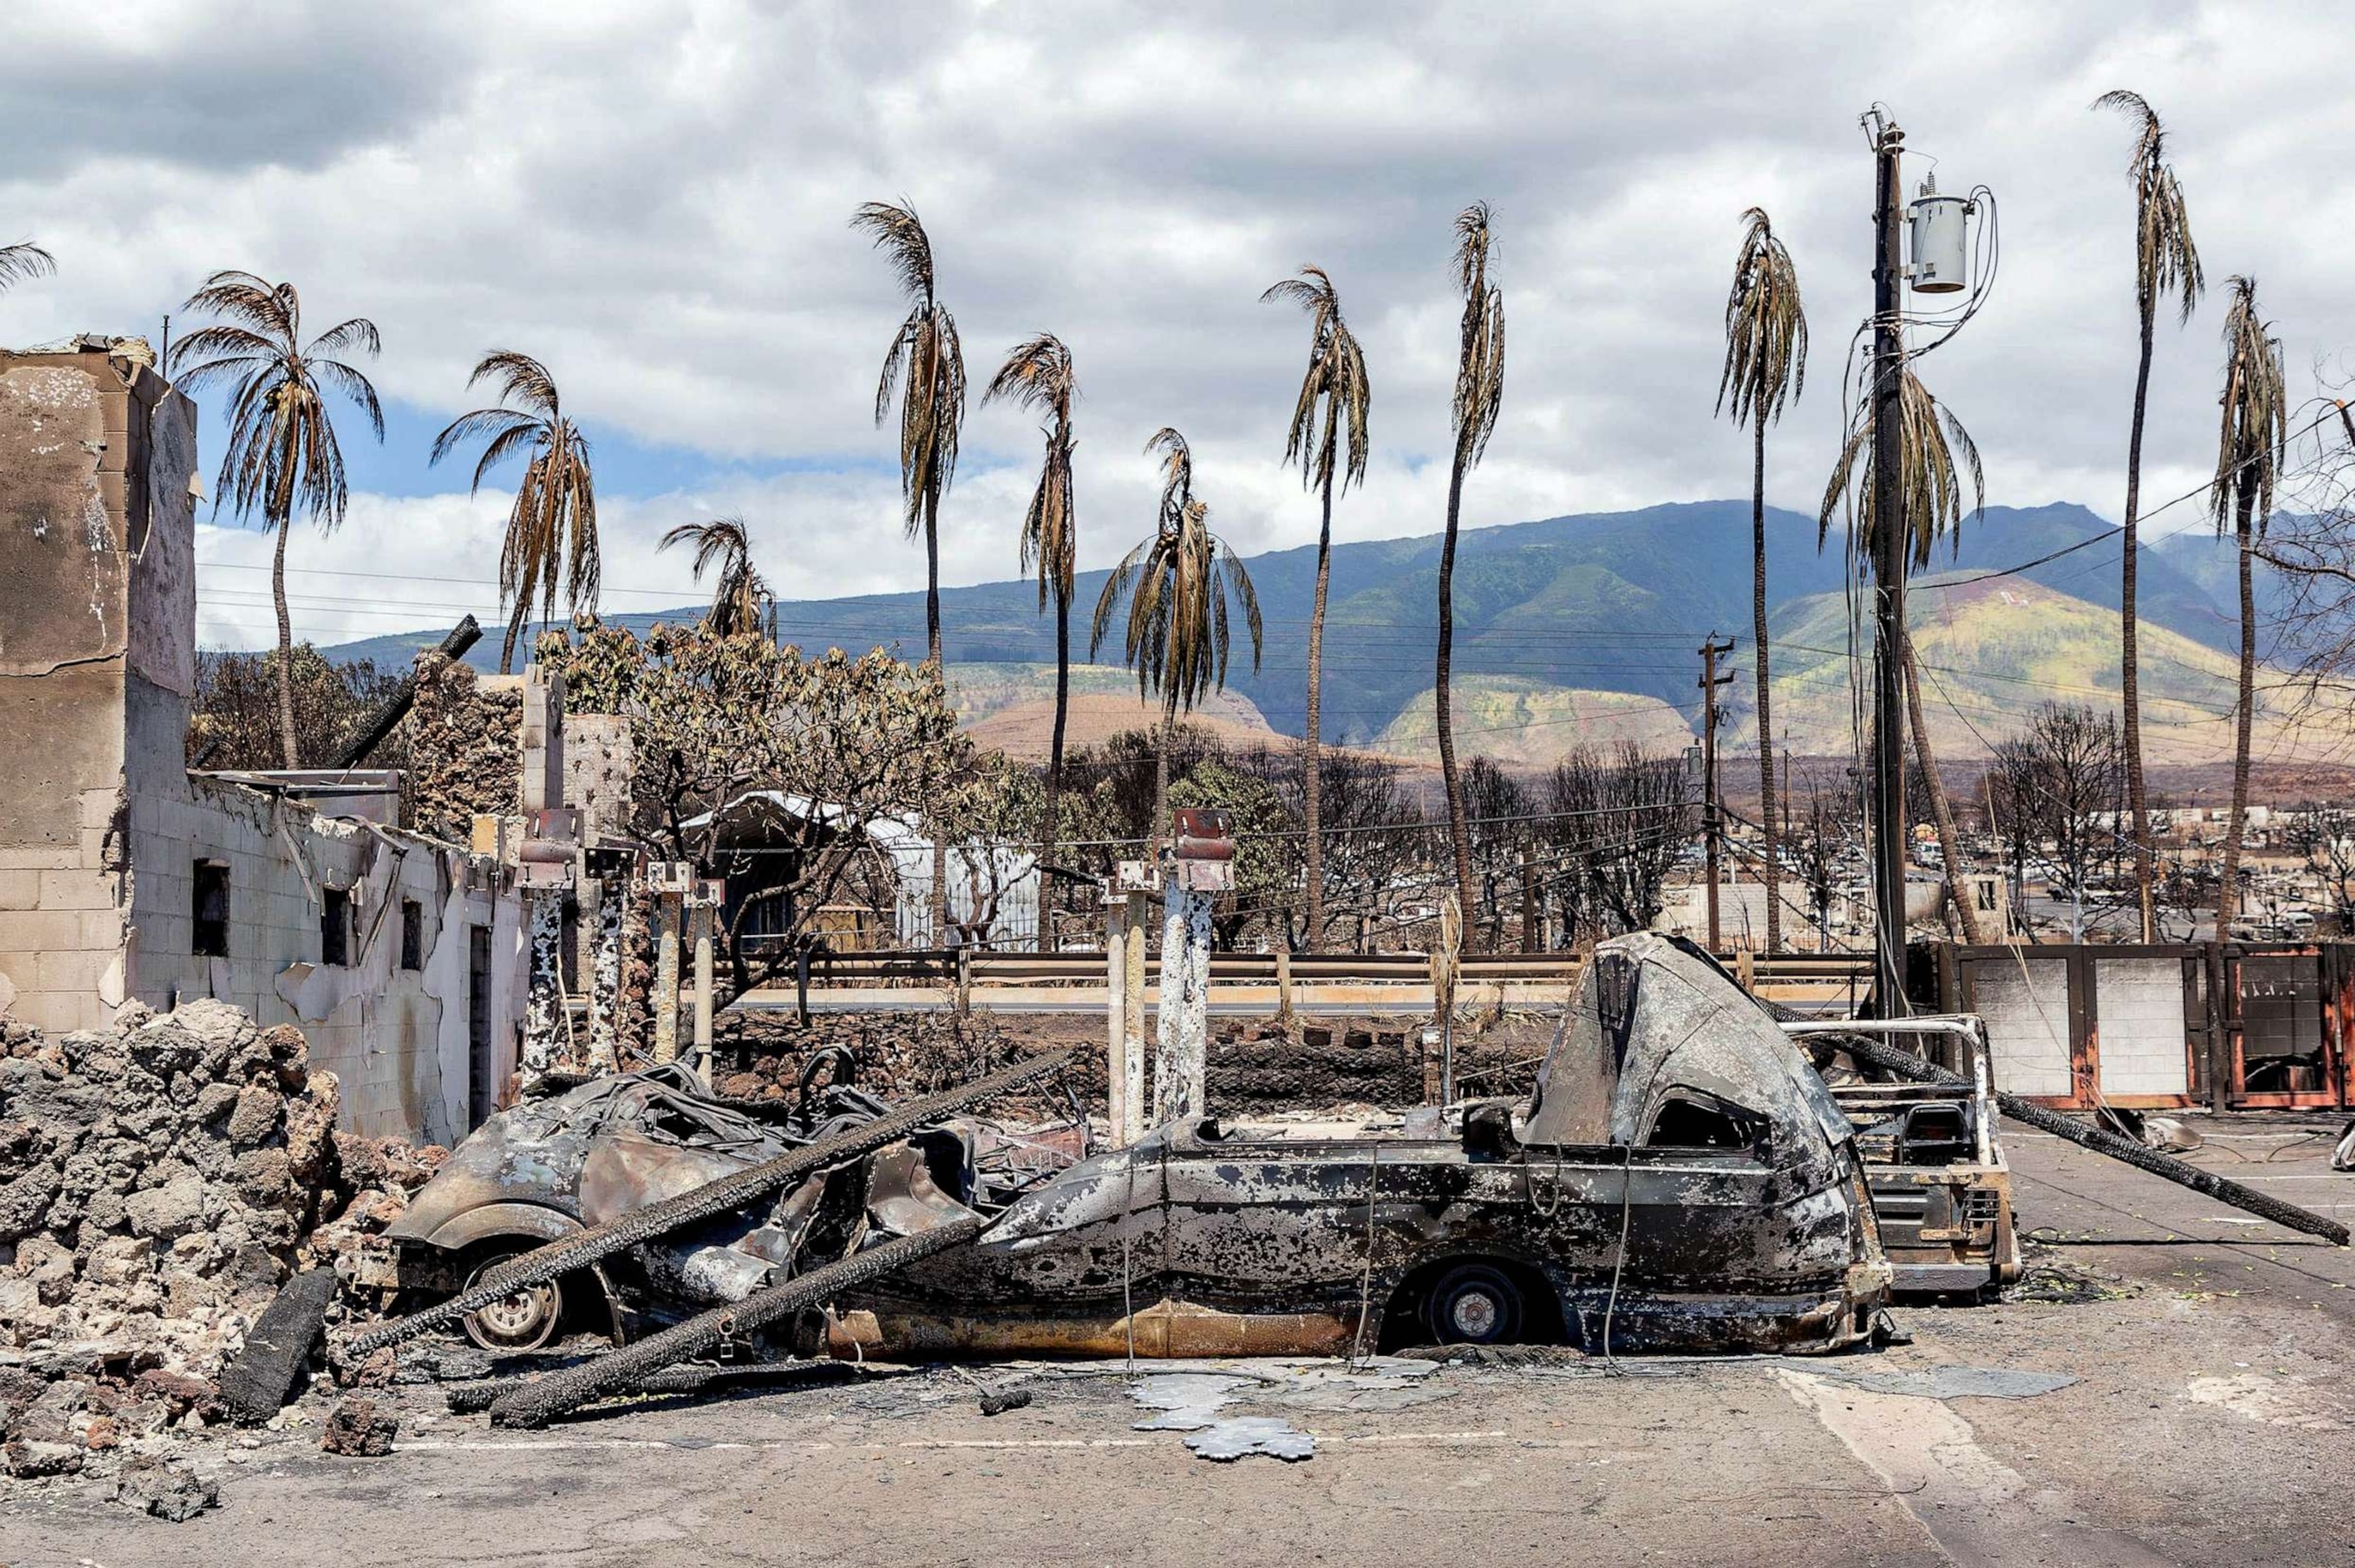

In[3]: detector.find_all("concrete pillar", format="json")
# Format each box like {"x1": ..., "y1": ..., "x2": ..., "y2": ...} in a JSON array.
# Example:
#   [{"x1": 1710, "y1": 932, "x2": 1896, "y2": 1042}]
[
  {"x1": 652, "y1": 882, "x2": 682, "y2": 1065},
  {"x1": 1155, "y1": 869, "x2": 1210, "y2": 1124},
  {"x1": 691, "y1": 884, "x2": 715, "y2": 1071}
]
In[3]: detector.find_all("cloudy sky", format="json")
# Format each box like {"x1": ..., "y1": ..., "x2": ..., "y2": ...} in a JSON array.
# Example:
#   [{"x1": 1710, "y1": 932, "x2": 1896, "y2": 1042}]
[{"x1": 2, "y1": 1, "x2": 2347, "y2": 651}]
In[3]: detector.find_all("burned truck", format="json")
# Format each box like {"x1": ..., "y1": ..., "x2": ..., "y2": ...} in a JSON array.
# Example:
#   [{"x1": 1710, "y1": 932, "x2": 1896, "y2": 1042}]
[{"x1": 379, "y1": 932, "x2": 1890, "y2": 1364}]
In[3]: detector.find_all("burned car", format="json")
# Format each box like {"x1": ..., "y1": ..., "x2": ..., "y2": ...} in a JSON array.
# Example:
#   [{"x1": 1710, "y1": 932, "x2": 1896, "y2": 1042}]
[{"x1": 386, "y1": 932, "x2": 1888, "y2": 1359}]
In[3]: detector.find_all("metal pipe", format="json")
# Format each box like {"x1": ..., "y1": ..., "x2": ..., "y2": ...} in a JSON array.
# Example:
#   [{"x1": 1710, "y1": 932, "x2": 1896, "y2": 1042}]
[{"x1": 329, "y1": 615, "x2": 481, "y2": 769}]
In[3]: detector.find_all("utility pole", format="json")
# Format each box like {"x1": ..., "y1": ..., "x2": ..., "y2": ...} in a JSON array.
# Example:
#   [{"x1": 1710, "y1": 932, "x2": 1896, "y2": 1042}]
[
  {"x1": 1868, "y1": 112, "x2": 1910, "y2": 1016},
  {"x1": 1698, "y1": 635, "x2": 1735, "y2": 951}
]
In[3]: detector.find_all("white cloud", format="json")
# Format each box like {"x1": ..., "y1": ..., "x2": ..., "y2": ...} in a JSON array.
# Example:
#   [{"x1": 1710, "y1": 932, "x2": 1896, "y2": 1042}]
[{"x1": 6, "y1": 0, "x2": 2351, "y2": 648}]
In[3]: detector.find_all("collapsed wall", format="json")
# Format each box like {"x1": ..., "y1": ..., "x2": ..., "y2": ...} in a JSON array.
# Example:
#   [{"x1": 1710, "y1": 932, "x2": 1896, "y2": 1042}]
[{"x1": 405, "y1": 653, "x2": 525, "y2": 844}]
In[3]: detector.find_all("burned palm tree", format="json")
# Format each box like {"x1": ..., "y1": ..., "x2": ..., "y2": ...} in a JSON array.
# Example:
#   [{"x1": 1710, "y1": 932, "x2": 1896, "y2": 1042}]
[
  {"x1": 429, "y1": 353, "x2": 599, "y2": 672},
  {"x1": 0, "y1": 241, "x2": 54, "y2": 290},
  {"x1": 1263, "y1": 265, "x2": 1371, "y2": 950},
  {"x1": 852, "y1": 201, "x2": 965, "y2": 668},
  {"x1": 169, "y1": 273, "x2": 383, "y2": 767},
  {"x1": 2097, "y1": 89, "x2": 2204, "y2": 940},
  {"x1": 1437, "y1": 203, "x2": 1506, "y2": 941},
  {"x1": 1092, "y1": 428, "x2": 1264, "y2": 838},
  {"x1": 2210, "y1": 277, "x2": 2287, "y2": 937},
  {"x1": 1716, "y1": 207, "x2": 1808, "y2": 953},
  {"x1": 660, "y1": 516, "x2": 771, "y2": 639},
  {"x1": 1820, "y1": 367, "x2": 1986, "y2": 942},
  {"x1": 983, "y1": 333, "x2": 1079, "y2": 950}
]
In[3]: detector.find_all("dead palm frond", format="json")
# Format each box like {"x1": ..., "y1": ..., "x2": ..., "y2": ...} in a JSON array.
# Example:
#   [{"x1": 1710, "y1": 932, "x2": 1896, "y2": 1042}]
[
  {"x1": 0, "y1": 241, "x2": 55, "y2": 290},
  {"x1": 1716, "y1": 208, "x2": 1808, "y2": 429},
  {"x1": 2211, "y1": 276, "x2": 2286, "y2": 533},
  {"x1": 1092, "y1": 447, "x2": 1263, "y2": 709},
  {"x1": 1449, "y1": 204, "x2": 1506, "y2": 465},
  {"x1": 169, "y1": 271, "x2": 383, "y2": 766},
  {"x1": 1263, "y1": 266, "x2": 1371, "y2": 496},
  {"x1": 853, "y1": 200, "x2": 965, "y2": 666},
  {"x1": 661, "y1": 516, "x2": 771, "y2": 639},
  {"x1": 984, "y1": 333, "x2": 1078, "y2": 613},
  {"x1": 2095, "y1": 90, "x2": 2204, "y2": 327},
  {"x1": 1818, "y1": 367, "x2": 1984, "y2": 578},
  {"x1": 430, "y1": 351, "x2": 599, "y2": 671}
]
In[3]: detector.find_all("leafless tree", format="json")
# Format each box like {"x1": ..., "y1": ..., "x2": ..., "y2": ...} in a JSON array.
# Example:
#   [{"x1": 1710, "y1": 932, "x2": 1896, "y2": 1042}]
[
  {"x1": 1539, "y1": 744, "x2": 1694, "y2": 941},
  {"x1": 2287, "y1": 802, "x2": 2355, "y2": 933},
  {"x1": 1991, "y1": 703, "x2": 2127, "y2": 941}
]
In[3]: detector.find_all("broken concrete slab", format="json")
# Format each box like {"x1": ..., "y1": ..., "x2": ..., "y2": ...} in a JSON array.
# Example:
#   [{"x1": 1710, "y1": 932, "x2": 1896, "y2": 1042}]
[{"x1": 1184, "y1": 1416, "x2": 1315, "y2": 1462}]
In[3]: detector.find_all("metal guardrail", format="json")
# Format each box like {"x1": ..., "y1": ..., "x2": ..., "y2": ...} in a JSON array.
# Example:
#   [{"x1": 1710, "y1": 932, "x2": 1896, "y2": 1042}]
[{"x1": 787, "y1": 949, "x2": 1874, "y2": 989}]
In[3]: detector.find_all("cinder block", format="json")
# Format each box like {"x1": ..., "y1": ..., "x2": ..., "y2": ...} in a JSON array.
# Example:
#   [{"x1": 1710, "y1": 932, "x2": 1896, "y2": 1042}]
[
  {"x1": 0, "y1": 870, "x2": 39, "y2": 910},
  {"x1": 0, "y1": 910, "x2": 90, "y2": 953},
  {"x1": 80, "y1": 910, "x2": 126, "y2": 949},
  {"x1": 38, "y1": 869, "x2": 118, "y2": 912},
  {"x1": 37, "y1": 947, "x2": 110, "y2": 993}
]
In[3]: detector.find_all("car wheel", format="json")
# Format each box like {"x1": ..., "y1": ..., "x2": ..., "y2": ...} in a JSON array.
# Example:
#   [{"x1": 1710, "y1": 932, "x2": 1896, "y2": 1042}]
[
  {"x1": 1423, "y1": 1261, "x2": 1524, "y2": 1345},
  {"x1": 461, "y1": 1249, "x2": 564, "y2": 1353}
]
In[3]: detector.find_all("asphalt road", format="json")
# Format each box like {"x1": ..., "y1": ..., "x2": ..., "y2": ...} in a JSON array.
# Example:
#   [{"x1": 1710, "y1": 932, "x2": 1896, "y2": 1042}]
[{"x1": 13, "y1": 1115, "x2": 2354, "y2": 1567}]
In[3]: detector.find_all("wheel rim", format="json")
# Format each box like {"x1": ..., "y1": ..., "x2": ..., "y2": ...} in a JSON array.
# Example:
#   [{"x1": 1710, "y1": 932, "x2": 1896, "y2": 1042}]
[
  {"x1": 1447, "y1": 1288, "x2": 1501, "y2": 1340},
  {"x1": 1427, "y1": 1263, "x2": 1522, "y2": 1346},
  {"x1": 461, "y1": 1255, "x2": 562, "y2": 1353}
]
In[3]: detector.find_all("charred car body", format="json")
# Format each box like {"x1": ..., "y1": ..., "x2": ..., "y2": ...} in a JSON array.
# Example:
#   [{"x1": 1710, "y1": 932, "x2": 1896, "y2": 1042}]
[{"x1": 383, "y1": 933, "x2": 1890, "y2": 1357}]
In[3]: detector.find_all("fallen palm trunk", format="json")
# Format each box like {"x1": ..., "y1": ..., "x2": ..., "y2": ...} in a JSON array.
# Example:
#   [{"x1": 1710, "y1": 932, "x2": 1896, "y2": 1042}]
[
  {"x1": 445, "y1": 1355, "x2": 866, "y2": 1415},
  {"x1": 347, "y1": 1046, "x2": 1072, "y2": 1355},
  {"x1": 1836, "y1": 1032, "x2": 2350, "y2": 1247},
  {"x1": 489, "y1": 1217, "x2": 986, "y2": 1428}
]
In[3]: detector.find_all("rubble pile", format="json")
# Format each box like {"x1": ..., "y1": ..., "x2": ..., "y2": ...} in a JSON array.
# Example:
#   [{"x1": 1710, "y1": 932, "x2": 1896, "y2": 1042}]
[
  {"x1": 404, "y1": 651, "x2": 522, "y2": 841},
  {"x1": 0, "y1": 999, "x2": 452, "y2": 1509},
  {"x1": 1, "y1": 1000, "x2": 343, "y2": 1381}
]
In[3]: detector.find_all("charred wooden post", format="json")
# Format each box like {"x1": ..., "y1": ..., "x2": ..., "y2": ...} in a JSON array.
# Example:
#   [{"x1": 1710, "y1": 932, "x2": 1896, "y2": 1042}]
[{"x1": 329, "y1": 615, "x2": 481, "y2": 769}]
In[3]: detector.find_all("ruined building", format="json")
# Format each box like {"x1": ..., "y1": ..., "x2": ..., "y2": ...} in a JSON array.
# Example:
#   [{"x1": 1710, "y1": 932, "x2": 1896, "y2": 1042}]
[{"x1": 0, "y1": 339, "x2": 530, "y2": 1146}]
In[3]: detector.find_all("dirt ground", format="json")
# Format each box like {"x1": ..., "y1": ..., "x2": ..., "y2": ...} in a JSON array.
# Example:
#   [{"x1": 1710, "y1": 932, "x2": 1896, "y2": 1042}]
[{"x1": 10, "y1": 1114, "x2": 2355, "y2": 1568}]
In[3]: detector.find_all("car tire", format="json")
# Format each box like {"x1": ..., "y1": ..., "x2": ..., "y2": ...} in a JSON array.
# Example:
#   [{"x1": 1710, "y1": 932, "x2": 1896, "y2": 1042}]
[
  {"x1": 1422, "y1": 1261, "x2": 1524, "y2": 1346},
  {"x1": 461, "y1": 1248, "x2": 565, "y2": 1353}
]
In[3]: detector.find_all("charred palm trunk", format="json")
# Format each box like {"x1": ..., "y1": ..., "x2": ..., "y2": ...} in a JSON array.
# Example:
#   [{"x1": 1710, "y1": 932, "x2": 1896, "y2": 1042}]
[
  {"x1": 1751, "y1": 417, "x2": 1780, "y2": 953},
  {"x1": 1903, "y1": 638, "x2": 1983, "y2": 943},
  {"x1": 1437, "y1": 441, "x2": 1476, "y2": 944},
  {"x1": 1152, "y1": 679, "x2": 1180, "y2": 856},
  {"x1": 500, "y1": 599, "x2": 530, "y2": 677},
  {"x1": 924, "y1": 486, "x2": 948, "y2": 943},
  {"x1": 271, "y1": 512, "x2": 297, "y2": 767},
  {"x1": 2219, "y1": 487, "x2": 2258, "y2": 936},
  {"x1": 2122, "y1": 301, "x2": 2158, "y2": 940},
  {"x1": 1039, "y1": 586, "x2": 1069, "y2": 953},
  {"x1": 1302, "y1": 476, "x2": 1334, "y2": 950}
]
